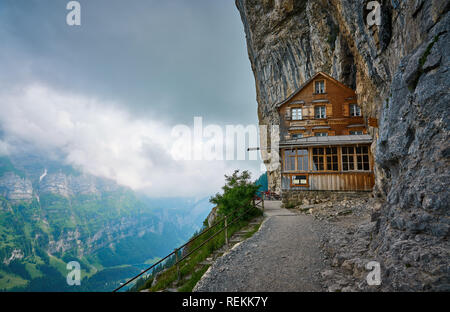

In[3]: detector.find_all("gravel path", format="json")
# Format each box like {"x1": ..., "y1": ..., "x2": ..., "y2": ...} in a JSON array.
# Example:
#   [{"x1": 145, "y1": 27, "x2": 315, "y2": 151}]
[{"x1": 193, "y1": 201, "x2": 326, "y2": 292}]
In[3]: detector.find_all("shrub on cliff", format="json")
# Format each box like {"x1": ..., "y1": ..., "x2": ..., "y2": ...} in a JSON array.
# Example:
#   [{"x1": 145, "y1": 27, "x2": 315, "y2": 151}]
[{"x1": 210, "y1": 170, "x2": 261, "y2": 221}]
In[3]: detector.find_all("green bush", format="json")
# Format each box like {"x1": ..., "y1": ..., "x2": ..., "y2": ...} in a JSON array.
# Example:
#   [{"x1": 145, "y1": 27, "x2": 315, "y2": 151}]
[{"x1": 210, "y1": 170, "x2": 260, "y2": 221}]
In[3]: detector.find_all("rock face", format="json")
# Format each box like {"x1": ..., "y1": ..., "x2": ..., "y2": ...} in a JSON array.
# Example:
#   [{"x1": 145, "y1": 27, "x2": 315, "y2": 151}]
[
  {"x1": 0, "y1": 169, "x2": 119, "y2": 201},
  {"x1": 237, "y1": 0, "x2": 449, "y2": 290},
  {"x1": 0, "y1": 172, "x2": 33, "y2": 202},
  {"x1": 38, "y1": 172, "x2": 118, "y2": 197},
  {"x1": 3, "y1": 248, "x2": 24, "y2": 265}
]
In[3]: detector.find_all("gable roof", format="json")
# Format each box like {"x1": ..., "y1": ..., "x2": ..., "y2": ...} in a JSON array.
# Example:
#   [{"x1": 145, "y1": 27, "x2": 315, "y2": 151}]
[{"x1": 275, "y1": 72, "x2": 355, "y2": 109}]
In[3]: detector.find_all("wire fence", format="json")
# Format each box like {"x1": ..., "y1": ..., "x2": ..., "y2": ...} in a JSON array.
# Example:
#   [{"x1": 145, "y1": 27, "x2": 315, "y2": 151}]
[{"x1": 113, "y1": 196, "x2": 264, "y2": 292}]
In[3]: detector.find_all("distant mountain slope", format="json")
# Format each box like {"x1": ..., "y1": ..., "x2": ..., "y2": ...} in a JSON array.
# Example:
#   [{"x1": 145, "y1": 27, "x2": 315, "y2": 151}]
[{"x1": 0, "y1": 153, "x2": 213, "y2": 291}]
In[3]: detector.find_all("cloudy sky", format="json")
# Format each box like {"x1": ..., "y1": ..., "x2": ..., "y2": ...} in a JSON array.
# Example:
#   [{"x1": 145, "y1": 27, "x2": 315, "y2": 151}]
[{"x1": 0, "y1": 0, "x2": 263, "y2": 197}]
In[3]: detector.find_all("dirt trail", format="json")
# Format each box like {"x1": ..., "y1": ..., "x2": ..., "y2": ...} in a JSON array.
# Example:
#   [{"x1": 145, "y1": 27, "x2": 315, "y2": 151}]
[{"x1": 193, "y1": 201, "x2": 326, "y2": 292}]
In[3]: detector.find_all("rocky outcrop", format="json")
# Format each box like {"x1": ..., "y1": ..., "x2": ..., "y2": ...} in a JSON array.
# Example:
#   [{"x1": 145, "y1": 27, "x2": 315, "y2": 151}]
[
  {"x1": 46, "y1": 216, "x2": 163, "y2": 257},
  {"x1": 237, "y1": 0, "x2": 449, "y2": 290},
  {"x1": 38, "y1": 172, "x2": 121, "y2": 197},
  {"x1": 38, "y1": 172, "x2": 72, "y2": 197},
  {"x1": 206, "y1": 206, "x2": 218, "y2": 227},
  {"x1": 0, "y1": 172, "x2": 33, "y2": 202},
  {"x1": 3, "y1": 248, "x2": 24, "y2": 265},
  {"x1": 0, "y1": 168, "x2": 117, "y2": 201}
]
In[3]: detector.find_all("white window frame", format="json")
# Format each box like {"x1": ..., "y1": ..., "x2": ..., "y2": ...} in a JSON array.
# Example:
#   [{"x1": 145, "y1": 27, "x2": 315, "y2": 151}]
[{"x1": 291, "y1": 108, "x2": 302, "y2": 120}]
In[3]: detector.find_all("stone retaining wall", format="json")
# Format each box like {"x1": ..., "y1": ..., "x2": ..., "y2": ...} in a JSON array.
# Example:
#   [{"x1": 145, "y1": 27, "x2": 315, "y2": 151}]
[{"x1": 282, "y1": 190, "x2": 371, "y2": 208}]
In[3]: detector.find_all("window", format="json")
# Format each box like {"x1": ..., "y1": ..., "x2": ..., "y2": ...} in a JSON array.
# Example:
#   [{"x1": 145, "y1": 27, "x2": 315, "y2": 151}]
[
  {"x1": 356, "y1": 146, "x2": 370, "y2": 171},
  {"x1": 291, "y1": 175, "x2": 308, "y2": 186},
  {"x1": 315, "y1": 106, "x2": 326, "y2": 119},
  {"x1": 315, "y1": 132, "x2": 328, "y2": 137},
  {"x1": 350, "y1": 104, "x2": 361, "y2": 116},
  {"x1": 326, "y1": 147, "x2": 338, "y2": 171},
  {"x1": 291, "y1": 108, "x2": 302, "y2": 120},
  {"x1": 313, "y1": 147, "x2": 337, "y2": 171},
  {"x1": 292, "y1": 133, "x2": 303, "y2": 139},
  {"x1": 350, "y1": 131, "x2": 363, "y2": 135},
  {"x1": 342, "y1": 146, "x2": 355, "y2": 171},
  {"x1": 284, "y1": 149, "x2": 308, "y2": 171},
  {"x1": 315, "y1": 80, "x2": 325, "y2": 94},
  {"x1": 312, "y1": 148, "x2": 325, "y2": 171},
  {"x1": 296, "y1": 149, "x2": 309, "y2": 171},
  {"x1": 284, "y1": 150, "x2": 296, "y2": 171},
  {"x1": 342, "y1": 146, "x2": 370, "y2": 171}
]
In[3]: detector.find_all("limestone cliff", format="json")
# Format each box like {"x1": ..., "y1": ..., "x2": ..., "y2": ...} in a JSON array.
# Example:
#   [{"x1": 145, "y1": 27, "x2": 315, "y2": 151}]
[{"x1": 237, "y1": 0, "x2": 449, "y2": 290}]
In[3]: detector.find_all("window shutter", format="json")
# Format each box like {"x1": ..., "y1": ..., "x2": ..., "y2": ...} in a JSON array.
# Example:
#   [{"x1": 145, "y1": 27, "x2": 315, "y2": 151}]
[{"x1": 285, "y1": 110, "x2": 291, "y2": 120}]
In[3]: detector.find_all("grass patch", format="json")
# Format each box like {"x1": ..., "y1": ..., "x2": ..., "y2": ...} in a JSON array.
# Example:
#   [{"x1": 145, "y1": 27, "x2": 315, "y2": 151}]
[
  {"x1": 242, "y1": 223, "x2": 261, "y2": 239},
  {"x1": 25, "y1": 263, "x2": 43, "y2": 279},
  {"x1": 178, "y1": 265, "x2": 210, "y2": 292},
  {"x1": 284, "y1": 202, "x2": 296, "y2": 209},
  {"x1": 49, "y1": 255, "x2": 68, "y2": 277},
  {"x1": 0, "y1": 271, "x2": 29, "y2": 290}
]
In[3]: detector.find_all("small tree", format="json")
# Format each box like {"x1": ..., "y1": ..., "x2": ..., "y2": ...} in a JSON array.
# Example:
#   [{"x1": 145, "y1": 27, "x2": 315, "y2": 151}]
[{"x1": 210, "y1": 170, "x2": 260, "y2": 221}]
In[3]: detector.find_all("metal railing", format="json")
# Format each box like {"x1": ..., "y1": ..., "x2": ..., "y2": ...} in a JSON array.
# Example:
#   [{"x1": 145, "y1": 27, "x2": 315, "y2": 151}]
[{"x1": 113, "y1": 196, "x2": 264, "y2": 292}]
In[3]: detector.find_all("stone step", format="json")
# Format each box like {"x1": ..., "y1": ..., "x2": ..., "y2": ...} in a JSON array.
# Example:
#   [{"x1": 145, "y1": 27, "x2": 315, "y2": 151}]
[
  {"x1": 183, "y1": 274, "x2": 192, "y2": 280},
  {"x1": 236, "y1": 228, "x2": 256, "y2": 233}
]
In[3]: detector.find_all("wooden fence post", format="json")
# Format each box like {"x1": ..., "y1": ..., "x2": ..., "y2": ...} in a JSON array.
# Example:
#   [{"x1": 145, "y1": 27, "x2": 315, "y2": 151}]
[
  {"x1": 175, "y1": 248, "x2": 180, "y2": 281},
  {"x1": 224, "y1": 216, "x2": 228, "y2": 246}
]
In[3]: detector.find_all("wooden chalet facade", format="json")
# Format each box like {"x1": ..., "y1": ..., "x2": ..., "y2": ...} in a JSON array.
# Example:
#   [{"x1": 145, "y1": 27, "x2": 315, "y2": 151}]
[{"x1": 276, "y1": 72, "x2": 375, "y2": 191}]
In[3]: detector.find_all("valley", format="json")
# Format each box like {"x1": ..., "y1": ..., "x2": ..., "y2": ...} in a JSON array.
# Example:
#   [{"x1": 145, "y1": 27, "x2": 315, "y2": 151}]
[{"x1": 0, "y1": 154, "x2": 213, "y2": 291}]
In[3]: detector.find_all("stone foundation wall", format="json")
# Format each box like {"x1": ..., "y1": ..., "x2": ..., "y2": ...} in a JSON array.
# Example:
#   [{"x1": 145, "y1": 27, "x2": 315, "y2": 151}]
[{"x1": 281, "y1": 190, "x2": 371, "y2": 208}]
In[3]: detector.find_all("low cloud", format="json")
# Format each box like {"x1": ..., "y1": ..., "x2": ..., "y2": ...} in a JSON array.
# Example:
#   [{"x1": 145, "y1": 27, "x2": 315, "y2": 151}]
[
  {"x1": 0, "y1": 140, "x2": 10, "y2": 156},
  {"x1": 0, "y1": 84, "x2": 260, "y2": 197}
]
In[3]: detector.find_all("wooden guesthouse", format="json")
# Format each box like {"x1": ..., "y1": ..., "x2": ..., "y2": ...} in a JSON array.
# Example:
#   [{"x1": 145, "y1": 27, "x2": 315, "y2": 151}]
[{"x1": 276, "y1": 72, "x2": 375, "y2": 191}]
